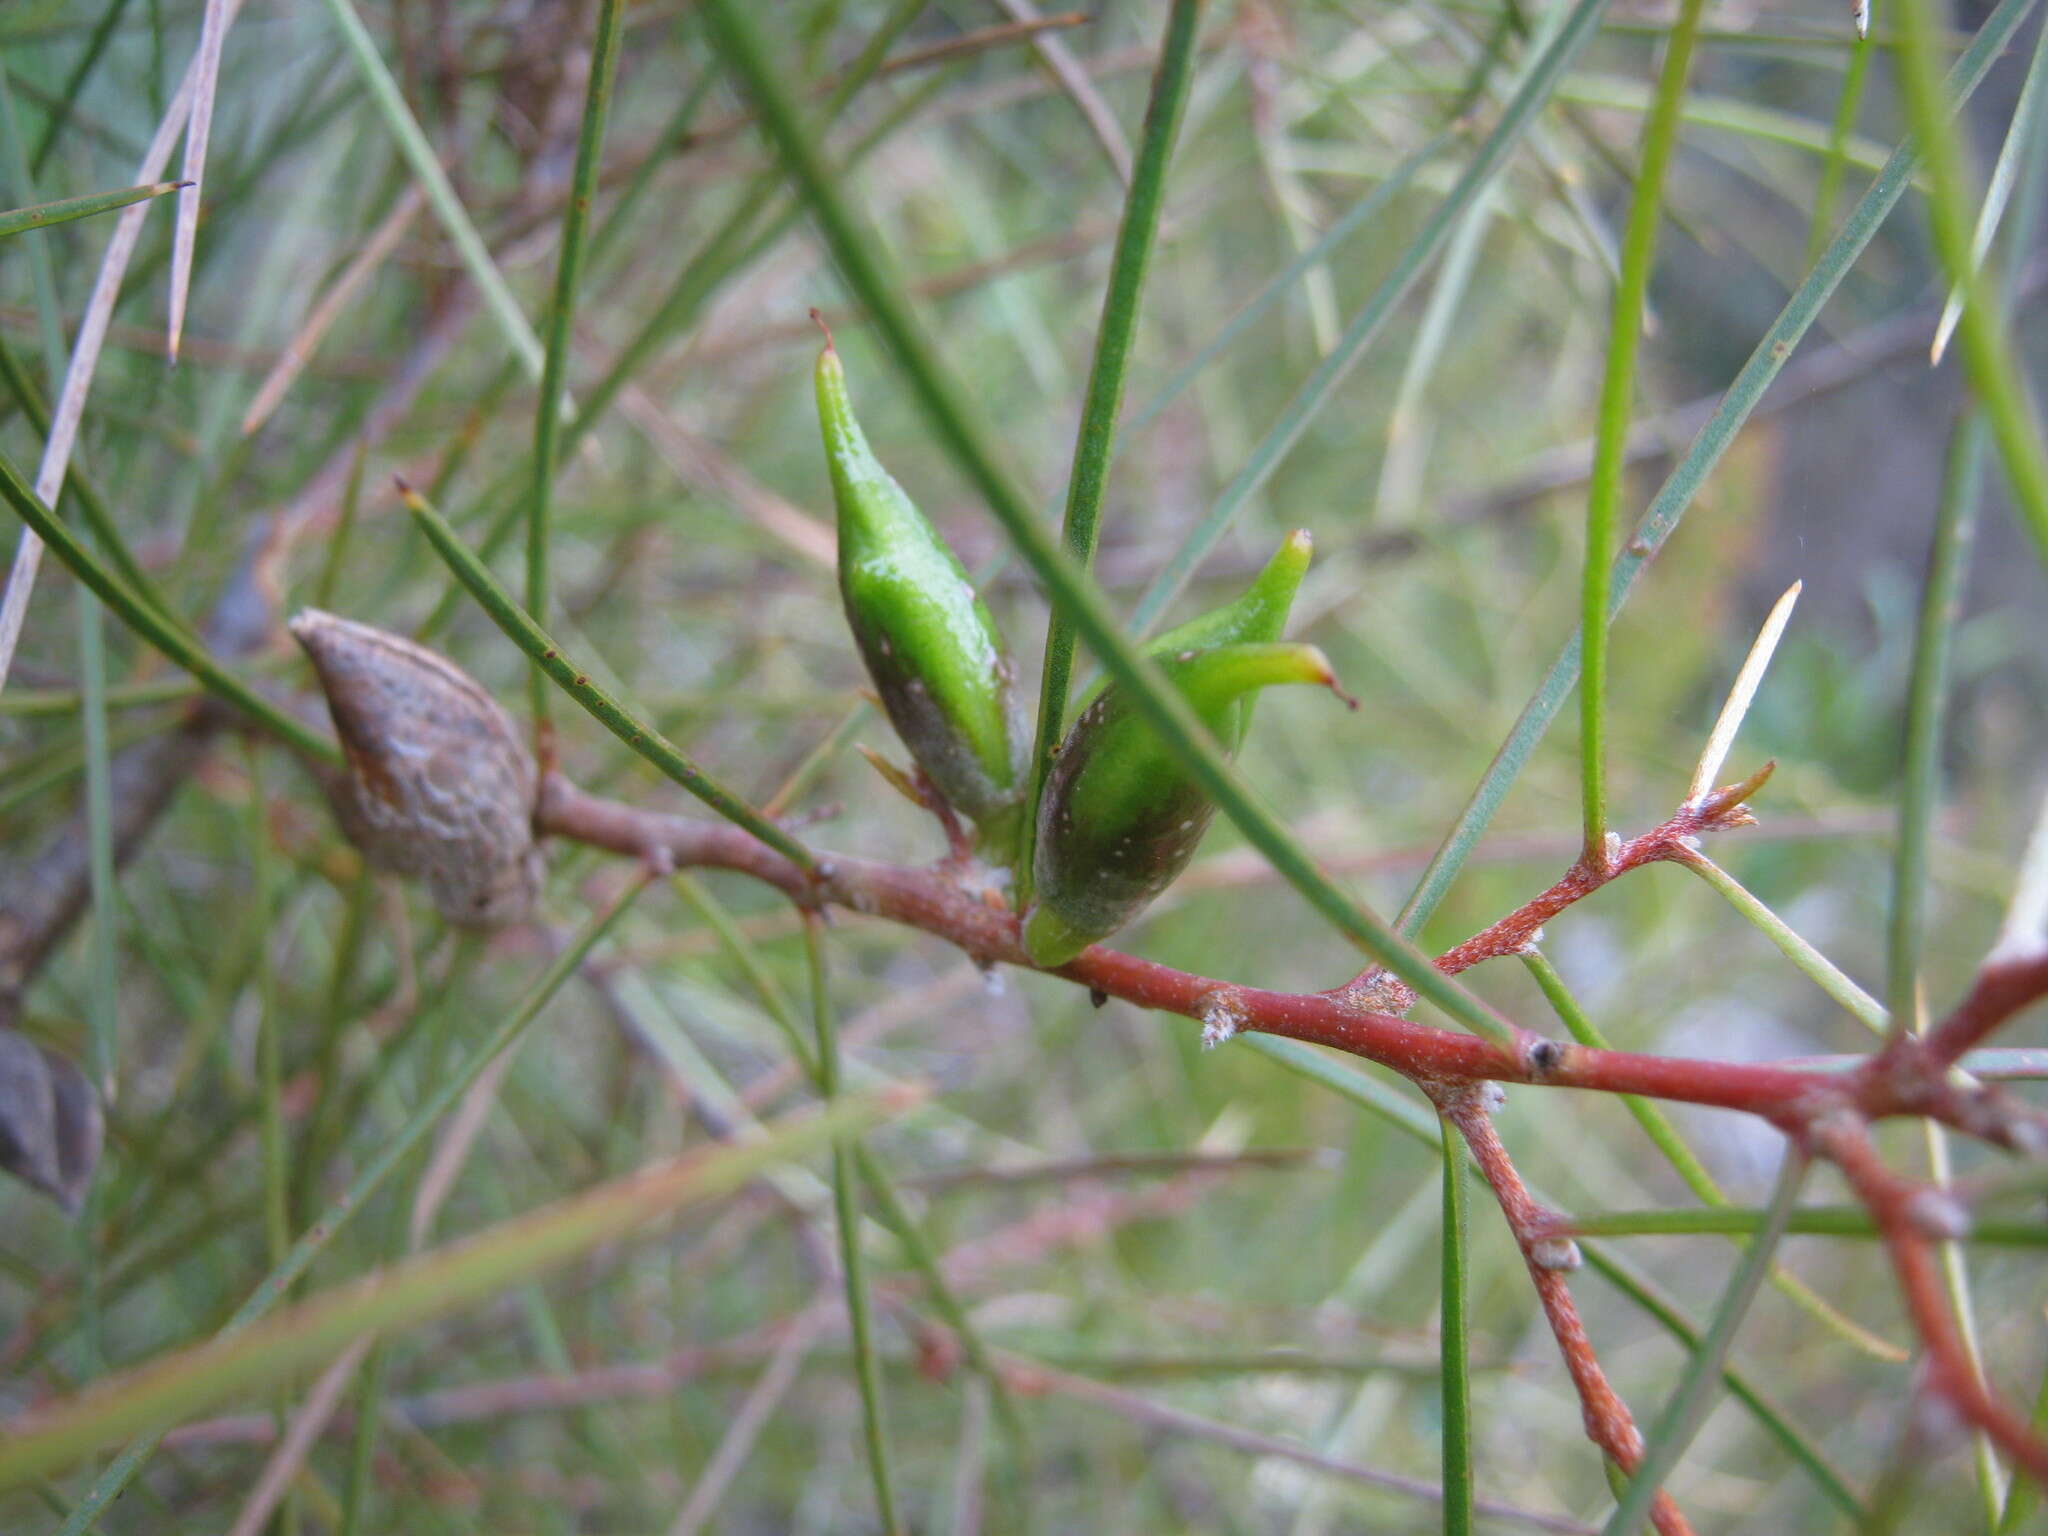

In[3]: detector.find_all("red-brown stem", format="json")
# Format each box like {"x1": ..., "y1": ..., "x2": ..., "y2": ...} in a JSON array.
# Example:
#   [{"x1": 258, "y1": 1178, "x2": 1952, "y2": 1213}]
[
  {"x1": 1440, "y1": 1090, "x2": 1695, "y2": 1536},
  {"x1": 1412, "y1": 787, "x2": 1757, "y2": 980},
  {"x1": 1918, "y1": 952, "x2": 2048, "y2": 1071},
  {"x1": 532, "y1": 771, "x2": 2048, "y2": 1503},
  {"x1": 1811, "y1": 1114, "x2": 2048, "y2": 1483},
  {"x1": 534, "y1": 776, "x2": 2025, "y2": 1130}
]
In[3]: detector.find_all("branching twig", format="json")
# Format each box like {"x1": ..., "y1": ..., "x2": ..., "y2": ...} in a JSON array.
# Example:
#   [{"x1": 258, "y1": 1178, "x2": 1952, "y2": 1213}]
[
  {"x1": 534, "y1": 773, "x2": 2038, "y2": 1130},
  {"x1": 530, "y1": 765, "x2": 2048, "y2": 1514},
  {"x1": 1811, "y1": 1114, "x2": 2048, "y2": 1485},
  {"x1": 1437, "y1": 1086, "x2": 1694, "y2": 1536},
  {"x1": 1421, "y1": 767, "x2": 1770, "y2": 982}
]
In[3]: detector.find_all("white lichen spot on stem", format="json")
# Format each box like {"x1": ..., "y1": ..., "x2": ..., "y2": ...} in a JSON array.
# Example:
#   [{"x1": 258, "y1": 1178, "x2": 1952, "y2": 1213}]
[
  {"x1": 1529, "y1": 1237, "x2": 1583, "y2": 1272},
  {"x1": 1197, "y1": 988, "x2": 1249, "y2": 1050},
  {"x1": 1905, "y1": 1187, "x2": 1972, "y2": 1241},
  {"x1": 1338, "y1": 967, "x2": 1418, "y2": 1017}
]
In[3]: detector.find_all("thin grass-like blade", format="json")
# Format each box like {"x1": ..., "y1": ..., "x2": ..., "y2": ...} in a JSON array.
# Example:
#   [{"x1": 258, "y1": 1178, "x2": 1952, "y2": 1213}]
[
  {"x1": 1395, "y1": 0, "x2": 2041, "y2": 935},
  {"x1": 702, "y1": 0, "x2": 1521, "y2": 1053},
  {"x1": 0, "y1": 1088, "x2": 915, "y2": 1491},
  {"x1": 167, "y1": 0, "x2": 232, "y2": 363},
  {"x1": 1930, "y1": 18, "x2": 2048, "y2": 363},
  {"x1": 0, "y1": 446, "x2": 338, "y2": 764},
  {"x1": 1688, "y1": 581, "x2": 1801, "y2": 804},
  {"x1": 1597, "y1": 1163, "x2": 1810, "y2": 1531},
  {"x1": 1895, "y1": 0, "x2": 2048, "y2": 559},
  {"x1": 1245, "y1": 1035, "x2": 1862, "y2": 1519},
  {"x1": 1440, "y1": 1111, "x2": 1474, "y2": 1535},
  {"x1": 403, "y1": 483, "x2": 815, "y2": 869},
  {"x1": 0, "y1": 0, "x2": 247, "y2": 694},
  {"x1": 313, "y1": 0, "x2": 546, "y2": 378},
  {"x1": 1127, "y1": 0, "x2": 1614, "y2": 638},
  {"x1": 51, "y1": 876, "x2": 650, "y2": 1531},
  {"x1": 0, "y1": 179, "x2": 182, "y2": 239},
  {"x1": 1028, "y1": 0, "x2": 1202, "y2": 872}
]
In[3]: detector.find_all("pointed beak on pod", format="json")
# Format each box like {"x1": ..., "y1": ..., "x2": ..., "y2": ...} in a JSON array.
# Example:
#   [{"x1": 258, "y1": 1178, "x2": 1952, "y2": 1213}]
[
  {"x1": 1073, "y1": 528, "x2": 1315, "y2": 751},
  {"x1": 291, "y1": 610, "x2": 542, "y2": 927},
  {"x1": 815, "y1": 330, "x2": 1027, "y2": 864},
  {"x1": 1022, "y1": 641, "x2": 1353, "y2": 968}
]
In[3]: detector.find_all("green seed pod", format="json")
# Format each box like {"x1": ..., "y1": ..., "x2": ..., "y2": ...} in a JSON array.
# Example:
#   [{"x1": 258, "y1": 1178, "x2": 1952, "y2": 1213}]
[
  {"x1": 1023, "y1": 641, "x2": 1349, "y2": 967},
  {"x1": 1076, "y1": 528, "x2": 1313, "y2": 748},
  {"x1": 816, "y1": 333, "x2": 1026, "y2": 860}
]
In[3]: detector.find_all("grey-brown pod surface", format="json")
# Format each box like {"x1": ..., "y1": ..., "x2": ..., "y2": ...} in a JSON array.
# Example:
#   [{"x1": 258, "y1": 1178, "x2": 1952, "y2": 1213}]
[
  {"x1": 0, "y1": 1028, "x2": 103, "y2": 1212},
  {"x1": 290, "y1": 610, "x2": 541, "y2": 927}
]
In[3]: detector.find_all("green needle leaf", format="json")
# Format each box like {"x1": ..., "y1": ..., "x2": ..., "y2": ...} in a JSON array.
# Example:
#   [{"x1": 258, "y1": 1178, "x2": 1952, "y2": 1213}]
[
  {"x1": 1601, "y1": 1154, "x2": 1808, "y2": 1536},
  {"x1": 1396, "y1": 0, "x2": 2042, "y2": 935},
  {"x1": 0, "y1": 178, "x2": 182, "y2": 239},
  {"x1": 701, "y1": 0, "x2": 1520, "y2": 1053},
  {"x1": 402, "y1": 482, "x2": 816, "y2": 871},
  {"x1": 1028, "y1": 0, "x2": 1203, "y2": 875},
  {"x1": 1440, "y1": 1110, "x2": 1475, "y2": 1536},
  {"x1": 0, "y1": 445, "x2": 341, "y2": 766}
]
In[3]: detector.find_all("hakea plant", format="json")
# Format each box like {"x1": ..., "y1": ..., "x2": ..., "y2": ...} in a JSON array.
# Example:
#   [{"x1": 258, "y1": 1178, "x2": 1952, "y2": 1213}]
[
  {"x1": 3, "y1": 0, "x2": 2048, "y2": 1531},
  {"x1": 149, "y1": 467, "x2": 2046, "y2": 1536},
  {"x1": 31, "y1": 430, "x2": 2019, "y2": 1536}
]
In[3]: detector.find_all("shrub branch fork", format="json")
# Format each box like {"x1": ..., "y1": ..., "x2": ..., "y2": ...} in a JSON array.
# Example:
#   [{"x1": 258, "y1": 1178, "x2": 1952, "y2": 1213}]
[{"x1": 534, "y1": 762, "x2": 2048, "y2": 1508}]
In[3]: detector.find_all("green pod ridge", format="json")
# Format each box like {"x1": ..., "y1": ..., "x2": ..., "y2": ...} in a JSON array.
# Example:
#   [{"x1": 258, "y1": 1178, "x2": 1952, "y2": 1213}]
[
  {"x1": 1075, "y1": 529, "x2": 1313, "y2": 749},
  {"x1": 816, "y1": 337, "x2": 1027, "y2": 859},
  {"x1": 1023, "y1": 641, "x2": 1350, "y2": 967}
]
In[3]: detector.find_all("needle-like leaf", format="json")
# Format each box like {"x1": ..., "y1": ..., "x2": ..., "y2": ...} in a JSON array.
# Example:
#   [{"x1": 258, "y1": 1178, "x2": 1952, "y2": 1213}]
[
  {"x1": 1028, "y1": 0, "x2": 1202, "y2": 880},
  {"x1": 0, "y1": 179, "x2": 183, "y2": 240},
  {"x1": 167, "y1": 0, "x2": 232, "y2": 363},
  {"x1": 1687, "y1": 582, "x2": 1801, "y2": 805}
]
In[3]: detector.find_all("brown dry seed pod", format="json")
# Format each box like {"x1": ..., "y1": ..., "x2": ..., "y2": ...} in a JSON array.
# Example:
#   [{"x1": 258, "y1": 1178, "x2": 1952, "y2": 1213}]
[
  {"x1": 0, "y1": 1027, "x2": 103, "y2": 1212},
  {"x1": 290, "y1": 609, "x2": 542, "y2": 927}
]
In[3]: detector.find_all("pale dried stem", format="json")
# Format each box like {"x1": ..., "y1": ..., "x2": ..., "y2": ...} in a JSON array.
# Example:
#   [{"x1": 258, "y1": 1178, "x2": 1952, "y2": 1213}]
[
  {"x1": 169, "y1": 0, "x2": 236, "y2": 364},
  {"x1": 613, "y1": 382, "x2": 836, "y2": 567},
  {"x1": 666, "y1": 1308, "x2": 824, "y2": 1536},
  {"x1": 946, "y1": 1376, "x2": 990, "y2": 1536},
  {"x1": 222, "y1": 1338, "x2": 372, "y2": 1536},
  {"x1": 737, "y1": 961, "x2": 985, "y2": 1114},
  {"x1": 240, "y1": 185, "x2": 426, "y2": 437},
  {"x1": 159, "y1": 1165, "x2": 1250, "y2": 1447},
  {"x1": 0, "y1": 0, "x2": 249, "y2": 693},
  {"x1": 1688, "y1": 581, "x2": 1800, "y2": 804},
  {"x1": 0, "y1": 306, "x2": 383, "y2": 376},
  {"x1": 408, "y1": 1046, "x2": 516, "y2": 1249},
  {"x1": 682, "y1": 208, "x2": 1127, "y2": 371},
  {"x1": 1002, "y1": 1352, "x2": 1594, "y2": 1533},
  {"x1": 989, "y1": 0, "x2": 1134, "y2": 183},
  {"x1": 1988, "y1": 782, "x2": 2048, "y2": 967}
]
